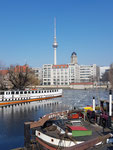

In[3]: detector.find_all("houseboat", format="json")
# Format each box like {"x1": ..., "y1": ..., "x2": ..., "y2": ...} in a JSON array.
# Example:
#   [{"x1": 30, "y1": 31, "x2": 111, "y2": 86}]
[
  {"x1": 23, "y1": 91, "x2": 113, "y2": 150},
  {"x1": 0, "y1": 89, "x2": 63, "y2": 106},
  {"x1": 24, "y1": 109, "x2": 113, "y2": 150}
]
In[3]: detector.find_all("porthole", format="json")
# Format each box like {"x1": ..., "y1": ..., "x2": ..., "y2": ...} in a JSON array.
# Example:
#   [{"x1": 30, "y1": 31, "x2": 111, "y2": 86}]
[{"x1": 51, "y1": 139, "x2": 54, "y2": 142}]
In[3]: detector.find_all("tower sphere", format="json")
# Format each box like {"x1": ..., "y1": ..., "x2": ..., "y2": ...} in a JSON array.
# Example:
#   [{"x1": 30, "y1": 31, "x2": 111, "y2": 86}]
[{"x1": 53, "y1": 42, "x2": 58, "y2": 48}]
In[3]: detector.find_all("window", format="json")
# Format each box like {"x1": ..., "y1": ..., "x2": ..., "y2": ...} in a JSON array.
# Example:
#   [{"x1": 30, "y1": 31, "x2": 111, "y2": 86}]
[
  {"x1": 0, "y1": 92, "x2": 4, "y2": 95},
  {"x1": 16, "y1": 92, "x2": 19, "y2": 94}
]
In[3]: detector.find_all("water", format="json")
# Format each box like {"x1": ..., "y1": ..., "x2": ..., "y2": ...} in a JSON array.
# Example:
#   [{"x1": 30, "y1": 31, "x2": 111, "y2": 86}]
[{"x1": 0, "y1": 89, "x2": 110, "y2": 150}]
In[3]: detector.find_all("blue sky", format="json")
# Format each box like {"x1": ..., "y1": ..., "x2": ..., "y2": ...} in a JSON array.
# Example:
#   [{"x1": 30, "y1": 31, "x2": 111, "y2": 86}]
[{"x1": 0, "y1": 0, "x2": 113, "y2": 68}]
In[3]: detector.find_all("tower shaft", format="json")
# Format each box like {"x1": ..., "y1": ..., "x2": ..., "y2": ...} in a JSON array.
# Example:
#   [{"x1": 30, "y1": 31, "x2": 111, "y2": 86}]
[
  {"x1": 54, "y1": 48, "x2": 56, "y2": 65},
  {"x1": 52, "y1": 17, "x2": 58, "y2": 65}
]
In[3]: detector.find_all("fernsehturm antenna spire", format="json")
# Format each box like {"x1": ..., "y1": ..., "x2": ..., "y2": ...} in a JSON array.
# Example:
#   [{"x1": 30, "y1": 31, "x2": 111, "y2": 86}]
[{"x1": 53, "y1": 17, "x2": 58, "y2": 65}]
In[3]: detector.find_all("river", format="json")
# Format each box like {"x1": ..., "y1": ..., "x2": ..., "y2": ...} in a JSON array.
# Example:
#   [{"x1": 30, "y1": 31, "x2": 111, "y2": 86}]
[{"x1": 0, "y1": 89, "x2": 110, "y2": 150}]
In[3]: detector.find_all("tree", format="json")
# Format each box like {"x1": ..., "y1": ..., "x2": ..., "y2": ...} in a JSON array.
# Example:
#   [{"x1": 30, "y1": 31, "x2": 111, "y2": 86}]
[
  {"x1": 0, "y1": 61, "x2": 7, "y2": 90},
  {"x1": 0, "y1": 73, "x2": 5, "y2": 90},
  {"x1": 109, "y1": 63, "x2": 113, "y2": 89},
  {"x1": 101, "y1": 71, "x2": 109, "y2": 82},
  {"x1": 8, "y1": 65, "x2": 39, "y2": 90}
]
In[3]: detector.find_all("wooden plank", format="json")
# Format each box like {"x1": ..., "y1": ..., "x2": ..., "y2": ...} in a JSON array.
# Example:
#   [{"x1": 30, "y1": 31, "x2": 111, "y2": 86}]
[{"x1": 64, "y1": 133, "x2": 111, "y2": 150}]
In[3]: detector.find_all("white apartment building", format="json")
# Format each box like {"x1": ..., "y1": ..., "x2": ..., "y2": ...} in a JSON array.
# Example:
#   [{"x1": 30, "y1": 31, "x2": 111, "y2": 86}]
[
  {"x1": 42, "y1": 63, "x2": 98, "y2": 85},
  {"x1": 42, "y1": 52, "x2": 99, "y2": 85},
  {"x1": 79, "y1": 64, "x2": 98, "y2": 82},
  {"x1": 42, "y1": 64, "x2": 53, "y2": 85},
  {"x1": 32, "y1": 67, "x2": 42, "y2": 83}
]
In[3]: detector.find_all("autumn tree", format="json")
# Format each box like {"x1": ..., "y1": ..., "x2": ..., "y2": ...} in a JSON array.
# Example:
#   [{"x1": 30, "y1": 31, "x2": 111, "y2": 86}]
[{"x1": 8, "y1": 65, "x2": 39, "y2": 90}]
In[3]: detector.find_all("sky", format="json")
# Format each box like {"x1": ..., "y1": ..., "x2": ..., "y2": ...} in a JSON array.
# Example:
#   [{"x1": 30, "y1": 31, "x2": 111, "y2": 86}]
[{"x1": 0, "y1": 0, "x2": 113, "y2": 68}]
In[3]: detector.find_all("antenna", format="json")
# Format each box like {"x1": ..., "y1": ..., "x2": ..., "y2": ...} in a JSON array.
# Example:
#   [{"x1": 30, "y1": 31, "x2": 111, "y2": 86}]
[{"x1": 54, "y1": 17, "x2": 56, "y2": 38}]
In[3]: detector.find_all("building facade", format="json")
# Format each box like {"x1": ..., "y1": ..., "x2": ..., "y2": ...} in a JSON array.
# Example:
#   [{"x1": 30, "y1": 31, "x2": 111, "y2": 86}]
[
  {"x1": 42, "y1": 52, "x2": 99, "y2": 85},
  {"x1": 79, "y1": 64, "x2": 99, "y2": 82},
  {"x1": 33, "y1": 67, "x2": 42, "y2": 84}
]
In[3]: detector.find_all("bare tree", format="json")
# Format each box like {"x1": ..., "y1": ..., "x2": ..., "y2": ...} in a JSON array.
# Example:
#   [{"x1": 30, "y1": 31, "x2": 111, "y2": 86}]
[
  {"x1": 0, "y1": 73, "x2": 5, "y2": 90},
  {"x1": 109, "y1": 63, "x2": 113, "y2": 89},
  {"x1": 101, "y1": 71, "x2": 109, "y2": 82},
  {"x1": 8, "y1": 65, "x2": 39, "y2": 90},
  {"x1": 0, "y1": 61, "x2": 7, "y2": 90}
]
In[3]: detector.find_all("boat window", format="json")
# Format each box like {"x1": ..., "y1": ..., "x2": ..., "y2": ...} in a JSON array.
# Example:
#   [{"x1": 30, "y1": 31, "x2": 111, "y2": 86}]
[
  {"x1": 39, "y1": 91, "x2": 40, "y2": 93},
  {"x1": 11, "y1": 91, "x2": 14, "y2": 94},
  {"x1": 28, "y1": 91, "x2": 30, "y2": 94},
  {"x1": 16, "y1": 92, "x2": 19, "y2": 94},
  {"x1": 20, "y1": 91, "x2": 23, "y2": 94},
  {"x1": 0, "y1": 92, "x2": 4, "y2": 95},
  {"x1": 6, "y1": 92, "x2": 10, "y2": 95},
  {"x1": 52, "y1": 90, "x2": 54, "y2": 92},
  {"x1": 42, "y1": 91, "x2": 43, "y2": 93},
  {"x1": 35, "y1": 91, "x2": 37, "y2": 93},
  {"x1": 44, "y1": 91, "x2": 46, "y2": 93},
  {"x1": 32, "y1": 91, "x2": 34, "y2": 94},
  {"x1": 24, "y1": 91, "x2": 27, "y2": 94}
]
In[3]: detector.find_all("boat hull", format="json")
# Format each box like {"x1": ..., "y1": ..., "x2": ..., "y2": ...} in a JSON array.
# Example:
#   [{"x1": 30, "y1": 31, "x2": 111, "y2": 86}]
[
  {"x1": 35, "y1": 130, "x2": 83, "y2": 149},
  {"x1": 0, "y1": 95, "x2": 62, "y2": 106}
]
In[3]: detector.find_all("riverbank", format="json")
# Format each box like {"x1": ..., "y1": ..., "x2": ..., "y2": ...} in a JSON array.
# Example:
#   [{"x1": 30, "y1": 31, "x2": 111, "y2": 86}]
[{"x1": 33, "y1": 84, "x2": 109, "y2": 90}]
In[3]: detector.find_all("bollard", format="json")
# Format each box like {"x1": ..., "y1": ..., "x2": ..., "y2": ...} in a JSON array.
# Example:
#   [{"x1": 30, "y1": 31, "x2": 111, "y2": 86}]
[
  {"x1": 108, "y1": 90, "x2": 112, "y2": 127},
  {"x1": 93, "y1": 97, "x2": 95, "y2": 111}
]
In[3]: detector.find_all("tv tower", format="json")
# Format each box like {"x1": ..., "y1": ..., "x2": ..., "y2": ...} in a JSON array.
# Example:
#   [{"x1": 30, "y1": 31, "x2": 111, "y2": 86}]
[{"x1": 52, "y1": 17, "x2": 58, "y2": 65}]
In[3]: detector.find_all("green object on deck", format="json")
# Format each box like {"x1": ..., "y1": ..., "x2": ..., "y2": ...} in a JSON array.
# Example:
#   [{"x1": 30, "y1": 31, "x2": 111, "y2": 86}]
[{"x1": 72, "y1": 130, "x2": 92, "y2": 137}]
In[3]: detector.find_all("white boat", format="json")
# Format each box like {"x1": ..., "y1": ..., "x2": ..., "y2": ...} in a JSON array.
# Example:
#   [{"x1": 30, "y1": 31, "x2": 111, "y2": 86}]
[{"x1": 0, "y1": 89, "x2": 63, "y2": 106}]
